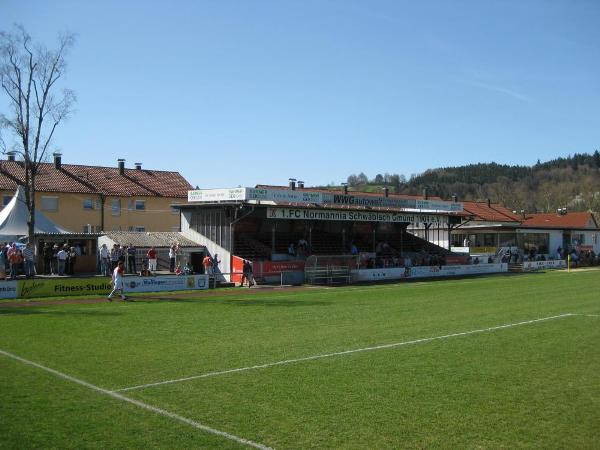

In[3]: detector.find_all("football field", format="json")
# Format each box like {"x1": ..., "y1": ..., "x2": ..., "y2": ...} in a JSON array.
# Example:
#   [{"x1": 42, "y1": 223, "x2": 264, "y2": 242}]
[{"x1": 1, "y1": 270, "x2": 599, "y2": 449}]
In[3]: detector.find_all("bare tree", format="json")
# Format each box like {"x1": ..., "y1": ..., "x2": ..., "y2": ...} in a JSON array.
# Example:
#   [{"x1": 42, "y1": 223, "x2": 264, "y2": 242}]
[{"x1": 0, "y1": 25, "x2": 75, "y2": 242}]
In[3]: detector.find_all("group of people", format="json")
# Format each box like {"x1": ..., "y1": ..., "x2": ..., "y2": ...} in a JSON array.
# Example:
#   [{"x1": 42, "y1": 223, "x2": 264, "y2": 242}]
[
  {"x1": 99, "y1": 243, "x2": 139, "y2": 276},
  {"x1": 0, "y1": 242, "x2": 35, "y2": 279},
  {"x1": 41, "y1": 243, "x2": 80, "y2": 276}
]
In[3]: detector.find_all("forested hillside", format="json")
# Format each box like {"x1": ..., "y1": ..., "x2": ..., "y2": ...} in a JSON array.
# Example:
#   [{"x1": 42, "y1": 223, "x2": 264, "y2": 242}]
[{"x1": 341, "y1": 152, "x2": 600, "y2": 212}]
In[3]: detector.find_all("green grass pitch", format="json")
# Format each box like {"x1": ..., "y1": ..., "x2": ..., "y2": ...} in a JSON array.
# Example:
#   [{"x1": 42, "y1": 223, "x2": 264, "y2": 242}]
[{"x1": 1, "y1": 270, "x2": 599, "y2": 449}]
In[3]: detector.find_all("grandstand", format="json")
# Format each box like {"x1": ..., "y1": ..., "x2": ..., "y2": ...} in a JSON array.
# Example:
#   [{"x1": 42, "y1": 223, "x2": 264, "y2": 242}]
[{"x1": 176, "y1": 183, "x2": 483, "y2": 284}]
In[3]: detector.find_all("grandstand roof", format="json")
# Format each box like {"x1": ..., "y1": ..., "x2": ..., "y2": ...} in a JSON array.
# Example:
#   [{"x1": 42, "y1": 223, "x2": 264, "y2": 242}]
[
  {"x1": 521, "y1": 211, "x2": 599, "y2": 230},
  {"x1": 462, "y1": 201, "x2": 522, "y2": 223},
  {"x1": 0, "y1": 159, "x2": 192, "y2": 198}
]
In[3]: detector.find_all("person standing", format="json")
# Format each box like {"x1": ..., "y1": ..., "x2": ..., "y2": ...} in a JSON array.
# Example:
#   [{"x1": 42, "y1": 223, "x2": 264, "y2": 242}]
[
  {"x1": 7, "y1": 243, "x2": 20, "y2": 279},
  {"x1": 110, "y1": 245, "x2": 120, "y2": 271},
  {"x1": 56, "y1": 246, "x2": 68, "y2": 276},
  {"x1": 22, "y1": 243, "x2": 35, "y2": 278},
  {"x1": 212, "y1": 253, "x2": 221, "y2": 275},
  {"x1": 68, "y1": 246, "x2": 77, "y2": 275},
  {"x1": 147, "y1": 246, "x2": 157, "y2": 272},
  {"x1": 127, "y1": 244, "x2": 137, "y2": 274},
  {"x1": 107, "y1": 261, "x2": 127, "y2": 301},
  {"x1": 202, "y1": 254, "x2": 212, "y2": 275},
  {"x1": 99, "y1": 244, "x2": 110, "y2": 276},
  {"x1": 169, "y1": 244, "x2": 176, "y2": 272}
]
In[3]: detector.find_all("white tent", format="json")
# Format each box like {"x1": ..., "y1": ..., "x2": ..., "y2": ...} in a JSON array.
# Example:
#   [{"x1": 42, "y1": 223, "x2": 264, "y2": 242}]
[{"x1": 0, "y1": 186, "x2": 70, "y2": 241}]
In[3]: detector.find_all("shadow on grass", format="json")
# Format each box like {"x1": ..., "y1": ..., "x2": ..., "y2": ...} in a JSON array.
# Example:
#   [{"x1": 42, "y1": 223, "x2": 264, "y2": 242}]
[
  {"x1": 0, "y1": 308, "x2": 122, "y2": 317},
  {"x1": 127, "y1": 295, "x2": 330, "y2": 308}
]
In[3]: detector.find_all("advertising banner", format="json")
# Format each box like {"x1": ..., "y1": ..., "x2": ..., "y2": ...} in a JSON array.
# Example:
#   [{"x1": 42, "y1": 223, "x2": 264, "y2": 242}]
[
  {"x1": 266, "y1": 208, "x2": 447, "y2": 225},
  {"x1": 522, "y1": 260, "x2": 566, "y2": 271},
  {"x1": 188, "y1": 187, "x2": 463, "y2": 213},
  {"x1": 18, "y1": 278, "x2": 113, "y2": 298},
  {"x1": 0, "y1": 281, "x2": 18, "y2": 299},
  {"x1": 351, "y1": 263, "x2": 508, "y2": 282},
  {"x1": 17, "y1": 275, "x2": 210, "y2": 298},
  {"x1": 123, "y1": 274, "x2": 209, "y2": 293}
]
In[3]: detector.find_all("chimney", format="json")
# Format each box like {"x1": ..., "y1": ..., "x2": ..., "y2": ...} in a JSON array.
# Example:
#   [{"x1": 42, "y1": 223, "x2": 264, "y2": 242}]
[
  {"x1": 53, "y1": 152, "x2": 62, "y2": 170},
  {"x1": 487, "y1": 198, "x2": 491, "y2": 207},
  {"x1": 383, "y1": 186, "x2": 389, "y2": 197},
  {"x1": 118, "y1": 159, "x2": 125, "y2": 175},
  {"x1": 452, "y1": 194, "x2": 458, "y2": 203},
  {"x1": 134, "y1": 162, "x2": 142, "y2": 170},
  {"x1": 288, "y1": 178, "x2": 296, "y2": 190},
  {"x1": 297, "y1": 180, "x2": 304, "y2": 189},
  {"x1": 423, "y1": 188, "x2": 429, "y2": 200},
  {"x1": 6, "y1": 152, "x2": 16, "y2": 162},
  {"x1": 342, "y1": 183, "x2": 348, "y2": 195}
]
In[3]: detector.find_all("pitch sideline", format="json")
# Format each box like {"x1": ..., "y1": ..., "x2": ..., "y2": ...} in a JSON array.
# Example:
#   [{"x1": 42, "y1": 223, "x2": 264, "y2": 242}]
[
  {"x1": 0, "y1": 348, "x2": 272, "y2": 450},
  {"x1": 114, "y1": 313, "x2": 575, "y2": 393}
]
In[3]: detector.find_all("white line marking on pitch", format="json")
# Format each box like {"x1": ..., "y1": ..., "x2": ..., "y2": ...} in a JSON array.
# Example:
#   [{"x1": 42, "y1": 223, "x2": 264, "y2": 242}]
[
  {"x1": 0, "y1": 349, "x2": 272, "y2": 450},
  {"x1": 115, "y1": 313, "x2": 574, "y2": 393}
]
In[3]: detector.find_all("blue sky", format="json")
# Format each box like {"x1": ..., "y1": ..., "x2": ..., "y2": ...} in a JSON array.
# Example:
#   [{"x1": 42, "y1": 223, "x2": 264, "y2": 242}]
[{"x1": 1, "y1": 0, "x2": 599, "y2": 189}]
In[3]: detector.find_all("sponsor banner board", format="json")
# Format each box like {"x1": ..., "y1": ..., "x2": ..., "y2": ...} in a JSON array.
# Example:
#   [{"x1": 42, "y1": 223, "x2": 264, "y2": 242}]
[
  {"x1": 124, "y1": 274, "x2": 209, "y2": 292},
  {"x1": 0, "y1": 281, "x2": 18, "y2": 299},
  {"x1": 351, "y1": 263, "x2": 507, "y2": 281},
  {"x1": 17, "y1": 275, "x2": 209, "y2": 299},
  {"x1": 522, "y1": 260, "x2": 566, "y2": 271},
  {"x1": 188, "y1": 188, "x2": 246, "y2": 202},
  {"x1": 188, "y1": 187, "x2": 463, "y2": 213},
  {"x1": 18, "y1": 278, "x2": 113, "y2": 298},
  {"x1": 266, "y1": 207, "x2": 447, "y2": 224},
  {"x1": 253, "y1": 260, "x2": 305, "y2": 278},
  {"x1": 352, "y1": 267, "x2": 410, "y2": 282}
]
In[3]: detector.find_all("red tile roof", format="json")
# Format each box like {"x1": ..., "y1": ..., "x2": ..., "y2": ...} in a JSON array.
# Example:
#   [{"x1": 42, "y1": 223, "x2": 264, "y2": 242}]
[
  {"x1": 0, "y1": 161, "x2": 192, "y2": 197},
  {"x1": 462, "y1": 201, "x2": 522, "y2": 222},
  {"x1": 521, "y1": 212, "x2": 599, "y2": 230}
]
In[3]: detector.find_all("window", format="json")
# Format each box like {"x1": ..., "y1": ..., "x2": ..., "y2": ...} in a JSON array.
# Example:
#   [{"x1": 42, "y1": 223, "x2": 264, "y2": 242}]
[
  {"x1": 572, "y1": 233, "x2": 585, "y2": 245},
  {"x1": 83, "y1": 199, "x2": 94, "y2": 210},
  {"x1": 111, "y1": 199, "x2": 121, "y2": 216},
  {"x1": 41, "y1": 196, "x2": 58, "y2": 212},
  {"x1": 135, "y1": 200, "x2": 145, "y2": 211},
  {"x1": 134, "y1": 226, "x2": 145, "y2": 232}
]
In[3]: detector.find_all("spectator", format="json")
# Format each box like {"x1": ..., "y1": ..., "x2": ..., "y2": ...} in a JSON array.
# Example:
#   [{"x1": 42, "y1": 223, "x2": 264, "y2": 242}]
[
  {"x1": 42, "y1": 243, "x2": 53, "y2": 274},
  {"x1": 127, "y1": 244, "x2": 137, "y2": 274},
  {"x1": 99, "y1": 244, "x2": 110, "y2": 276},
  {"x1": 68, "y1": 246, "x2": 77, "y2": 275},
  {"x1": 212, "y1": 254, "x2": 221, "y2": 275},
  {"x1": 110, "y1": 245, "x2": 120, "y2": 271},
  {"x1": 288, "y1": 243, "x2": 295, "y2": 257},
  {"x1": 169, "y1": 244, "x2": 177, "y2": 272},
  {"x1": 7, "y1": 243, "x2": 21, "y2": 279},
  {"x1": 202, "y1": 254, "x2": 212, "y2": 275},
  {"x1": 147, "y1": 246, "x2": 157, "y2": 272},
  {"x1": 23, "y1": 243, "x2": 35, "y2": 278},
  {"x1": 57, "y1": 246, "x2": 68, "y2": 275},
  {"x1": 0, "y1": 245, "x2": 5, "y2": 279},
  {"x1": 183, "y1": 261, "x2": 193, "y2": 275}
]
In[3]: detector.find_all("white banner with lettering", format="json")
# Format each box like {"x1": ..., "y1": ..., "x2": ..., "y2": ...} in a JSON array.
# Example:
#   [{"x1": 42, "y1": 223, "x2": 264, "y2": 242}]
[
  {"x1": 522, "y1": 260, "x2": 566, "y2": 271},
  {"x1": 266, "y1": 207, "x2": 447, "y2": 225},
  {"x1": 188, "y1": 187, "x2": 463, "y2": 213},
  {"x1": 352, "y1": 263, "x2": 507, "y2": 282}
]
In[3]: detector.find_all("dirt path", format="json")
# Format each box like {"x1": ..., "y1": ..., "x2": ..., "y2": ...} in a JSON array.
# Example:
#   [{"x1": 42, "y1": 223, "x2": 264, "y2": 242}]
[{"x1": 0, "y1": 285, "x2": 314, "y2": 308}]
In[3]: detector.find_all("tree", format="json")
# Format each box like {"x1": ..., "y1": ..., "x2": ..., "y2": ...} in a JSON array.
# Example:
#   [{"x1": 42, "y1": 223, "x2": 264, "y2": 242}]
[
  {"x1": 0, "y1": 25, "x2": 75, "y2": 242},
  {"x1": 357, "y1": 172, "x2": 368, "y2": 185}
]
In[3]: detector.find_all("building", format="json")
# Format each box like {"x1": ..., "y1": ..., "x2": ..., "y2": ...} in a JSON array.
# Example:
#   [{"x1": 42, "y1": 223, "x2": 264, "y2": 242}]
[
  {"x1": 447, "y1": 202, "x2": 600, "y2": 257},
  {"x1": 0, "y1": 153, "x2": 192, "y2": 233},
  {"x1": 177, "y1": 182, "x2": 465, "y2": 282}
]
